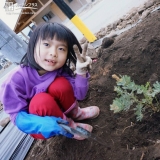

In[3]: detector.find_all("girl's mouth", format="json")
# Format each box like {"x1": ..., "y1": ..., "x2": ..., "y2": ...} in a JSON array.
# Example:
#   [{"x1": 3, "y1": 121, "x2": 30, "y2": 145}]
[{"x1": 45, "y1": 59, "x2": 56, "y2": 65}]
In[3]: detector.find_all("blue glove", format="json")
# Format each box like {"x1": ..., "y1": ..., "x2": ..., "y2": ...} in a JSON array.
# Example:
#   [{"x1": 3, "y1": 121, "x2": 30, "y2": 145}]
[{"x1": 15, "y1": 111, "x2": 73, "y2": 139}]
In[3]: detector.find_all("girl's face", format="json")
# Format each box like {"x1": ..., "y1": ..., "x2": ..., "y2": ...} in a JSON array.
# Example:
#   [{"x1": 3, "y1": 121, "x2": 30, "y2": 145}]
[{"x1": 34, "y1": 36, "x2": 68, "y2": 75}]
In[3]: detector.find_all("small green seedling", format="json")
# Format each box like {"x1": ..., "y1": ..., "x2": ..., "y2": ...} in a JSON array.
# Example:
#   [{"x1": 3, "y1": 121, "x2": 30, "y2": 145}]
[{"x1": 110, "y1": 74, "x2": 160, "y2": 121}]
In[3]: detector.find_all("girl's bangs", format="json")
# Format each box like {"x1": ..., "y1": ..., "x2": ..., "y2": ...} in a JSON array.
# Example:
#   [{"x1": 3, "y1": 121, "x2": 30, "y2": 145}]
[{"x1": 39, "y1": 23, "x2": 69, "y2": 42}]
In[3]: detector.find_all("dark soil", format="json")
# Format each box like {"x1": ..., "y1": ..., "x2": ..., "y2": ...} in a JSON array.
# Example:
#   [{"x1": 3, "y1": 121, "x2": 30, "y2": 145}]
[{"x1": 25, "y1": 10, "x2": 160, "y2": 160}]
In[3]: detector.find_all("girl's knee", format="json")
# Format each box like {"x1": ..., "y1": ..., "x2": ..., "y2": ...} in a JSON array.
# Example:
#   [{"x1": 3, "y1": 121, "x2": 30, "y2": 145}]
[
  {"x1": 29, "y1": 93, "x2": 55, "y2": 115},
  {"x1": 48, "y1": 77, "x2": 74, "y2": 96},
  {"x1": 29, "y1": 93, "x2": 63, "y2": 118}
]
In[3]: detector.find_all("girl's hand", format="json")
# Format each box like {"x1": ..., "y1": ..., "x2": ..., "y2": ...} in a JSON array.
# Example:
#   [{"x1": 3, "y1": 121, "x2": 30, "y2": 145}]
[
  {"x1": 73, "y1": 43, "x2": 92, "y2": 75},
  {"x1": 15, "y1": 111, "x2": 73, "y2": 139}
]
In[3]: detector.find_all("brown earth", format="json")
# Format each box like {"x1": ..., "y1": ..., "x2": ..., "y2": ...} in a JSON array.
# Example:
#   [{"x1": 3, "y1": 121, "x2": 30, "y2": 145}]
[{"x1": 25, "y1": 9, "x2": 160, "y2": 160}]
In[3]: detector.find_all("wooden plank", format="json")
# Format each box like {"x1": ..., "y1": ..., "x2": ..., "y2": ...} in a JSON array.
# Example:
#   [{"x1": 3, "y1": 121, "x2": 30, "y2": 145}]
[
  {"x1": 17, "y1": 0, "x2": 52, "y2": 33},
  {"x1": 37, "y1": 0, "x2": 44, "y2": 6},
  {"x1": 50, "y1": 2, "x2": 67, "y2": 21},
  {"x1": 30, "y1": 8, "x2": 35, "y2": 14}
]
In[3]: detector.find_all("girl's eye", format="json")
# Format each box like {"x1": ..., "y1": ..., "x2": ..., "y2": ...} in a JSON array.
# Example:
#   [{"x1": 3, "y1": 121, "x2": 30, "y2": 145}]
[
  {"x1": 59, "y1": 47, "x2": 65, "y2": 51},
  {"x1": 43, "y1": 43, "x2": 49, "y2": 46}
]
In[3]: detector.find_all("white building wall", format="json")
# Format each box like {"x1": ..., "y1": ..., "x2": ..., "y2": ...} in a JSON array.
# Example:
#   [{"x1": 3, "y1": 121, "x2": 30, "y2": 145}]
[
  {"x1": 64, "y1": 0, "x2": 84, "y2": 12},
  {"x1": 33, "y1": 0, "x2": 89, "y2": 25},
  {"x1": 33, "y1": 5, "x2": 62, "y2": 25}
]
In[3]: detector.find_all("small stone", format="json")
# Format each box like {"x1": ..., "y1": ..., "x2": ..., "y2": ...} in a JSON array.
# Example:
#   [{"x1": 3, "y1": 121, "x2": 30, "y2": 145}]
[
  {"x1": 99, "y1": 31, "x2": 106, "y2": 37},
  {"x1": 121, "y1": 21, "x2": 127, "y2": 28},
  {"x1": 131, "y1": 13, "x2": 140, "y2": 23},
  {"x1": 138, "y1": 4, "x2": 145, "y2": 14},
  {"x1": 141, "y1": 9, "x2": 150, "y2": 19},
  {"x1": 117, "y1": 25, "x2": 123, "y2": 30}
]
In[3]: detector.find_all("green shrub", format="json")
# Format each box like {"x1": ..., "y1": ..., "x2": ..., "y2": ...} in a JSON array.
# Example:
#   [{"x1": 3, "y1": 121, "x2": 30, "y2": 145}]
[{"x1": 110, "y1": 74, "x2": 160, "y2": 121}]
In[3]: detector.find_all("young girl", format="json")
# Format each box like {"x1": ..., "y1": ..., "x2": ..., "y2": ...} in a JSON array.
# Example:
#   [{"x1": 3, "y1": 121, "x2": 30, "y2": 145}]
[{"x1": 0, "y1": 22, "x2": 99, "y2": 140}]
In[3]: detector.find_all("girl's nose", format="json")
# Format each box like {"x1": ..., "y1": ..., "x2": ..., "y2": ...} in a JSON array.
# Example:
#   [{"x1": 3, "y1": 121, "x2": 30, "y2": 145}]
[
  {"x1": 49, "y1": 47, "x2": 57, "y2": 57},
  {"x1": 50, "y1": 52, "x2": 57, "y2": 57}
]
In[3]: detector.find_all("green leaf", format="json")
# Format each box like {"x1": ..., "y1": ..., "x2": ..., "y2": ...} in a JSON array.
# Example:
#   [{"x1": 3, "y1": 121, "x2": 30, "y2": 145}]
[
  {"x1": 153, "y1": 81, "x2": 160, "y2": 95},
  {"x1": 141, "y1": 98, "x2": 147, "y2": 104},
  {"x1": 122, "y1": 81, "x2": 137, "y2": 91},
  {"x1": 117, "y1": 75, "x2": 131, "y2": 86},
  {"x1": 110, "y1": 95, "x2": 133, "y2": 113},
  {"x1": 137, "y1": 85, "x2": 146, "y2": 94},
  {"x1": 110, "y1": 98, "x2": 124, "y2": 113},
  {"x1": 134, "y1": 104, "x2": 144, "y2": 121},
  {"x1": 121, "y1": 94, "x2": 134, "y2": 111},
  {"x1": 114, "y1": 86, "x2": 123, "y2": 95}
]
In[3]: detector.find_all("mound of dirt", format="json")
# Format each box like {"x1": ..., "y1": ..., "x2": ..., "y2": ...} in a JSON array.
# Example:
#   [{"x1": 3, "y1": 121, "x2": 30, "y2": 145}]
[{"x1": 25, "y1": 9, "x2": 160, "y2": 160}]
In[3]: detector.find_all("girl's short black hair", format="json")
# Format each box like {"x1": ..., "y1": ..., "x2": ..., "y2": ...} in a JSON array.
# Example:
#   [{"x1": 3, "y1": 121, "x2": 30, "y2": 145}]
[{"x1": 20, "y1": 22, "x2": 82, "y2": 74}]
